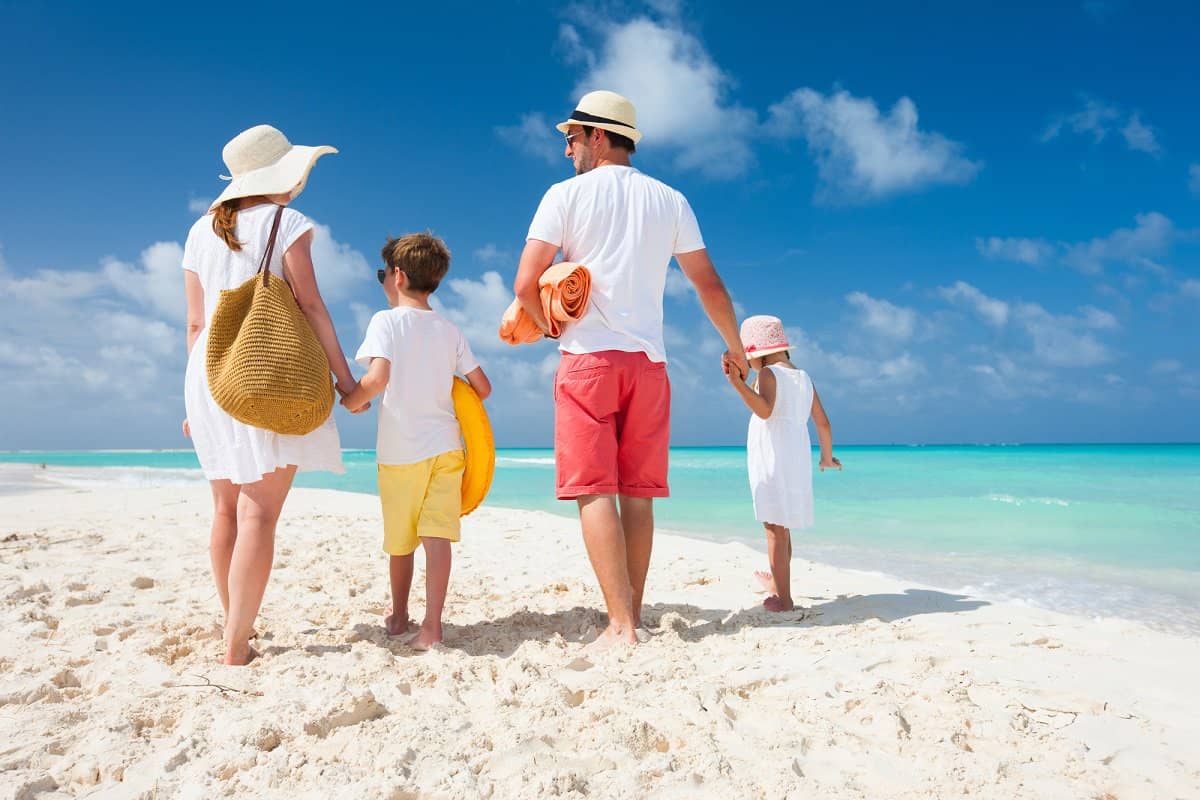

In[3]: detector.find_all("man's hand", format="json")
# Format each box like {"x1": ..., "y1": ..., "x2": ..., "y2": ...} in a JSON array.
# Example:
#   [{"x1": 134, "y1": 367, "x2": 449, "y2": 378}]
[{"x1": 722, "y1": 350, "x2": 748, "y2": 381}]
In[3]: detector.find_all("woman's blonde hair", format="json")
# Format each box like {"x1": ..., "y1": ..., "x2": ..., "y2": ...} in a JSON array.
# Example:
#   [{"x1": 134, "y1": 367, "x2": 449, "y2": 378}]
[{"x1": 211, "y1": 199, "x2": 244, "y2": 252}]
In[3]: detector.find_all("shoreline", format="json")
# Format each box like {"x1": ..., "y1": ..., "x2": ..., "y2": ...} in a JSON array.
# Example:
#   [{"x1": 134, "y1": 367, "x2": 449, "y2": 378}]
[
  {"x1": 3, "y1": 461, "x2": 1198, "y2": 638},
  {"x1": 2, "y1": 480, "x2": 1200, "y2": 797}
]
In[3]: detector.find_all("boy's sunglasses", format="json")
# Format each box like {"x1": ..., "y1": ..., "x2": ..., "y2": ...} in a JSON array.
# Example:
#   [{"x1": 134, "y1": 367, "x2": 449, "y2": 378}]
[{"x1": 376, "y1": 267, "x2": 389, "y2": 284}]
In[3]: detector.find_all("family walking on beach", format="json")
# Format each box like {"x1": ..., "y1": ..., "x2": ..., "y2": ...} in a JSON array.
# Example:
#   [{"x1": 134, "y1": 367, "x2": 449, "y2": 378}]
[{"x1": 182, "y1": 91, "x2": 840, "y2": 666}]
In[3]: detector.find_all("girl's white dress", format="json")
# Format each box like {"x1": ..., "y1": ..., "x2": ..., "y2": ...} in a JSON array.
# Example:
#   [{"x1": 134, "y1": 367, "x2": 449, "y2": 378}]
[
  {"x1": 182, "y1": 205, "x2": 344, "y2": 485},
  {"x1": 747, "y1": 364, "x2": 814, "y2": 529}
]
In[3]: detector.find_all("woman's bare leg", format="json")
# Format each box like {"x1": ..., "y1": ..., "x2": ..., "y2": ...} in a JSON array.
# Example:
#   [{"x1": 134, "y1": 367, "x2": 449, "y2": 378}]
[
  {"x1": 208, "y1": 479, "x2": 239, "y2": 618},
  {"x1": 223, "y1": 465, "x2": 296, "y2": 665}
]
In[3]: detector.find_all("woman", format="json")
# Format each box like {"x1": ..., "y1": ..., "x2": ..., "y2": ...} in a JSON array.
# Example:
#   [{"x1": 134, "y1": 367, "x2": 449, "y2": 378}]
[{"x1": 182, "y1": 124, "x2": 358, "y2": 665}]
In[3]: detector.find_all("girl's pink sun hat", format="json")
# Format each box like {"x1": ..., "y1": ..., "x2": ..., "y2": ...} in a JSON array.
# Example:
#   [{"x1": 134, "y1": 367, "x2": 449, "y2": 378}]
[{"x1": 740, "y1": 315, "x2": 791, "y2": 358}]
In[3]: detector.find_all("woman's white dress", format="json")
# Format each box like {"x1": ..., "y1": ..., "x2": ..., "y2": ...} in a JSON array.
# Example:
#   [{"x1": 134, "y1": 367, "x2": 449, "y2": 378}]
[
  {"x1": 747, "y1": 365, "x2": 814, "y2": 529},
  {"x1": 182, "y1": 205, "x2": 344, "y2": 485}
]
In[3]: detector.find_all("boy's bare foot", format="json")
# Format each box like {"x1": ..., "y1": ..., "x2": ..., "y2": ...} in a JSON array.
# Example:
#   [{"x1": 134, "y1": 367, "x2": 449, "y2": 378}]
[
  {"x1": 404, "y1": 624, "x2": 442, "y2": 651},
  {"x1": 762, "y1": 595, "x2": 795, "y2": 613},
  {"x1": 754, "y1": 570, "x2": 777, "y2": 594},
  {"x1": 584, "y1": 623, "x2": 639, "y2": 653},
  {"x1": 384, "y1": 613, "x2": 412, "y2": 637},
  {"x1": 221, "y1": 643, "x2": 259, "y2": 666}
]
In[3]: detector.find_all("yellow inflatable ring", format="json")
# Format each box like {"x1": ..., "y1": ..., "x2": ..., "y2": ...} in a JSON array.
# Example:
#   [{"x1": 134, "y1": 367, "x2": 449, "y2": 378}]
[{"x1": 452, "y1": 376, "x2": 495, "y2": 516}]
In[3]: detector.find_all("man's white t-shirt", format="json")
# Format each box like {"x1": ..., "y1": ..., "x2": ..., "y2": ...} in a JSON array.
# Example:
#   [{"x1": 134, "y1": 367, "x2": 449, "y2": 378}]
[
  {"x1": 355, "y1": 307, "x2": 479, "y2": 465},
  {"x1": 526, "y1": 165, "x2": 705, "y2": 363}
]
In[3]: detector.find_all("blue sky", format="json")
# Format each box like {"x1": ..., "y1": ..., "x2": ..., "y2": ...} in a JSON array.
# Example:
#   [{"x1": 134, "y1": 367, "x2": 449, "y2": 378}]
[{"x1": 1, "y1": 1, "x2": 1197, "y2": 449}]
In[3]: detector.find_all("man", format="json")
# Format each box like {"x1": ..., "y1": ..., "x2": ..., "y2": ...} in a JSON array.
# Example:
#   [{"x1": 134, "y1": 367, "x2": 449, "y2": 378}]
[{"x1": 514, "y1": 90, "x2": 747, "y2": 650}]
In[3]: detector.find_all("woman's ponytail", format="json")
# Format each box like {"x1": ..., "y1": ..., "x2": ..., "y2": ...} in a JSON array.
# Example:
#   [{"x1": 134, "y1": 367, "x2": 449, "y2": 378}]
[{"x1": 211, "y1": 200, "x2": 244, "y2": 252}]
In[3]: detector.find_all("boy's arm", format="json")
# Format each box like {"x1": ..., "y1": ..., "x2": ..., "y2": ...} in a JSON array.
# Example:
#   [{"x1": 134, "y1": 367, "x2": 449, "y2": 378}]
[
  {"x1": 811, "y1": 385, "x2": 841, "y2": 470},
  {"x1": 463, "y1": 366, "x2": 491, "y2": 401},
  {"x1": 341, "y1": 357, "x2": 390, "y2": 411},
  {"x1": 726, "y1": 363, "x2": 776, "y2": 419}
]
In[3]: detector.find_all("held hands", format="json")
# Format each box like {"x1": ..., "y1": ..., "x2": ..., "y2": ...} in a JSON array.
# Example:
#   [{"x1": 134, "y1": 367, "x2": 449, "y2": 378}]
[
  {"x1": 819, "y1": 456, "x2": 843, "y2": 472},
  {"x1": 722, "y1": 351, "x2": 748, "y2": 383},
  {"x1": 335, "y1": 380, "x2": 371, "y2": 414}
]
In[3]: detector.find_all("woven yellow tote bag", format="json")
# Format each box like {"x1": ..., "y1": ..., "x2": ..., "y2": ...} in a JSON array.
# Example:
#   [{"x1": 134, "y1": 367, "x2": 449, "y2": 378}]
[{"x1": 206, "y1": 206, "x2": 334, "y2": 435}]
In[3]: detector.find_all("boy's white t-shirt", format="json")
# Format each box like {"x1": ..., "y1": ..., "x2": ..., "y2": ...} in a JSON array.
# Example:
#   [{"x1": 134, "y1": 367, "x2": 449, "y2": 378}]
[
  {"x1": 526, "y1": 165, "x2": 705, "y2": 363},
  {"x1": 355, "y1": 307, "x2": 479, "y2": 466}
]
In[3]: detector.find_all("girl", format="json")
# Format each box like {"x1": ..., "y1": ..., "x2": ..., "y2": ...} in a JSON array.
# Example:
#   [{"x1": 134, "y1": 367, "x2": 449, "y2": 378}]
[{"x1": 724, "y1": 315, "x2": 841, "y2": 612}]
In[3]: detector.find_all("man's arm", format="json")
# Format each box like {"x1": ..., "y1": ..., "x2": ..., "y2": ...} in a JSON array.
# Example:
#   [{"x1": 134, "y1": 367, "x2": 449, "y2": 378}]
[
  {"x1": 674, "y1": 248, "x2": 747, "y2": 378},
  {"x1": 513, "y1": 239, "x2": 560, "y2": 336}
]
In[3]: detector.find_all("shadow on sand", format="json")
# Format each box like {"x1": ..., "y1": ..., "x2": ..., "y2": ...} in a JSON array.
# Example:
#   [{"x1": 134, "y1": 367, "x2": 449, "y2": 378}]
[{"x1": 345, "y1": 589, "x2": 989, "y2": 658}]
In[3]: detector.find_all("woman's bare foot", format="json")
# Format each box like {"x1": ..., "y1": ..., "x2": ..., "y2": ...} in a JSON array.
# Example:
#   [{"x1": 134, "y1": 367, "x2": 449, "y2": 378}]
[
  {"x1": 762, "y1": 595, "x2": 795, "y2": 613},
  {"x1": 584, "y1": 623, "x2": 639, "y2": 653},
  {"x1": 754, "y1": 570, "x2": 777, "y2": 594},
  {"x1": 384, "y1": 613, "x2": 412, "y2": 637},
  {"x1": 221, "y1": 642, "x2": 259, "y2": 666},
  {"x1": 404, "y1": 624, "x2": 442, "y2": 651}
]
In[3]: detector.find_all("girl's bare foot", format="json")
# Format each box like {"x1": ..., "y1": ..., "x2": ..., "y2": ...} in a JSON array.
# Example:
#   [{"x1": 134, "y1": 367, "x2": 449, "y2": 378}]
[
  {"x1": 384, "y1": 613, "x2": 412, "y2": 637},
  {"x1": 222, "y1": 642, "x2": 259, "y2": 666},
  {"x1": 762, "y1": 595, "x2": 795, "y2": 612},
  {"x1": 404, "y1": 624, "x2": 443, "y2": 651},
  {"x1": 583, "y1": 623, "x2": 638, "y2": 653},
  {"x1": 754, "y1": 570, "x2": 777, "y2": 594}
]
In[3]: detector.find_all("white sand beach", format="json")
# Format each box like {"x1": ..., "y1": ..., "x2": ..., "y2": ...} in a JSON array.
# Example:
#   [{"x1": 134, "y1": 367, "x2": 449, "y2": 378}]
[{"x1": 2, "y1": 464, "x2": 1198, "y2": 799}]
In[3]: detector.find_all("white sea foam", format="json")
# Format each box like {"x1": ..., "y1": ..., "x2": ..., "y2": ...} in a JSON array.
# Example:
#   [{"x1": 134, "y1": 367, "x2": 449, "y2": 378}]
[
  {"x1": 984, "y1": 493, "x2": 1070, "y2": 507},
  {"x1": 496, "y1": 457, "x2": 556, "y2": 466},
  {"x1": 40, "y1": 466, "x2": 205, "y2": 490}
]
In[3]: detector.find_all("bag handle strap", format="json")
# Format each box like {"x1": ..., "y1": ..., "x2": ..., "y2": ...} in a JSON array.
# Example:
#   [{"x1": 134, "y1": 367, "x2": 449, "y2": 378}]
[{"x1": 256, "y1": 205, "x2": 285, "y2": 288}]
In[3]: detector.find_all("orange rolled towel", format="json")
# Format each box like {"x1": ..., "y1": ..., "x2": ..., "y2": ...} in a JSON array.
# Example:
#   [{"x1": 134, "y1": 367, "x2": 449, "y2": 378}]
[{"x1": 499, "y1": 262, "x2": 591, "y2": 345}]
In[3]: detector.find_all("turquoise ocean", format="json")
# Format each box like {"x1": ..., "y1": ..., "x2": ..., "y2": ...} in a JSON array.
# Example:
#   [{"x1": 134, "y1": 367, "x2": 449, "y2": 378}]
[{"x1": 3, "y1": 445, "x2": 1198, "y2": 633}]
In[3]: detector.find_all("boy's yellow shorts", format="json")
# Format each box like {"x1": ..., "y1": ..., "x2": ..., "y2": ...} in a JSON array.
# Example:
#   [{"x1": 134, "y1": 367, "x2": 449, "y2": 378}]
[{"x1": 377, "y1": 450, "x2": 464, "y2": 556}]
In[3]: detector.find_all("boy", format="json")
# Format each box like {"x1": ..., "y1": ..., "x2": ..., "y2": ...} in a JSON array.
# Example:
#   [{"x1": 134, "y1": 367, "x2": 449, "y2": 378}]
[{"x1": 341, "y1": 233, "x2": 491, "y2": 649}]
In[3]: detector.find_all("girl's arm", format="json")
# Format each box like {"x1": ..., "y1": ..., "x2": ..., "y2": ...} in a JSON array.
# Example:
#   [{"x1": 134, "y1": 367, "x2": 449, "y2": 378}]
[
  {"x1": 282, "y1": 230, "x2": 356, "y2": 396},
  {"x1": 726, "y1": 363, "x2": 776, "y2": 419},
  {"x1": 811, "y1": 385, "x2": 842, "y2": 470}
]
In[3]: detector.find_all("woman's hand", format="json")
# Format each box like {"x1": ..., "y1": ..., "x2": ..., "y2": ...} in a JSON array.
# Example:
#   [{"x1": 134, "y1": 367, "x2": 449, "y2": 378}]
[
  {"x1": 819, "y1": 456, "x2": 842, "y2": 472},
  {"x1": 182, "y1": 419, "x2": 191, "y2": 438}
]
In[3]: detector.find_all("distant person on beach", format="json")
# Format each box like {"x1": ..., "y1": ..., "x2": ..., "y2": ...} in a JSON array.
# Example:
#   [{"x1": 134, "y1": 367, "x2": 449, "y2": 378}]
[
  {"x1": 514, "y1": 90, "x2": 746, "y2": 649},
  {"x1": 723, "y1": 315, "x2": 841, "y2": 612},
  {"x1": 182, "y1": 125, "x2": 358, "y2": 665},
  {"x1": 340, "y1": 233, "x2": 491, "y2": 650}
]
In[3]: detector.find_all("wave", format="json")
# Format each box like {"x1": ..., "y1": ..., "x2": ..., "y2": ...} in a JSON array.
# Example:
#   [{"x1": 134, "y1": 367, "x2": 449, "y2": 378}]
[
  {"x1": 496, "y1": 457, "x2": 556, "y2": 466},
  {"x1": 984, "y1": 493, "x2": 1070, "y2": 507},
  {"x1": 42, "y1": 466, "x2": 206, "y2": 489}
]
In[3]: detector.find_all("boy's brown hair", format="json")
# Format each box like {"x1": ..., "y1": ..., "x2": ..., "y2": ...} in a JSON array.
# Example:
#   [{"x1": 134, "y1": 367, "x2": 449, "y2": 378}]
[{"x1": 380, "y1": 232, "x2": 451, "y2": 293}]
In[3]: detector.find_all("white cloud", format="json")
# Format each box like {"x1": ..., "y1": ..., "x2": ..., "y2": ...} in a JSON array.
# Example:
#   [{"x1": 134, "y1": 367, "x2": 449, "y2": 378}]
[
  {"x1": 1151, "y1": 359, "x2": 1181, "y2": 375},
  {"x1": 845, "y1": 291, "x2": 918, "y2": 341},
  {"x1": 567, "y1": 18, "x2": 756, "y2": 178},
  {"x1": 309, "y1": 222, "x2": 371, "y2": 303},
  {"x1": 496, "y1": 112, "x2": 563, "y2": 167},
  {"x1": 1180, "y1": 279, "x2": 1200, "y2": 300},
  {"x1": 432, "y1": 270, "x2": 516, "y2": 354},
  {"x1": 975, "y1": 236, "x2": 1056, "y2": 266},
  {"x1": 1062, "y1": 211, "x2": 1174, "y2": 274},
  {"x1": 1077, "y1": 305, "x2": 1119, "y2": 330},
  {"x1": 103, "y1": 241, "x2": 186, "y2": 322},
  {"x1": 1014, "y1": 303, "x2": 1112, "y2": 367},
  {"x1": 938, "y1": 281, "x2": 1009, "y2": 327},
  {"x1": 664, "y1": 266, "x2": 694, "y2": 300},
  {"x1": 767, "y1": 88, "x2": 980, "y2": 202},
  {"x1": 1189, "y1": 164, "x2": 1200, "y2": 195},
  {"x1": 1041, "y1": 97, "x2": 1161, "y2": 156},
  {"x1": 473, "y1": 243, "x2": 513, "y2": 267},
  {"x1": 1121, "y1": 113, "x2": 1160, "y2": 155},
  {"x1": 188, "y1": 197, "x2": 212, "y2": 214}
]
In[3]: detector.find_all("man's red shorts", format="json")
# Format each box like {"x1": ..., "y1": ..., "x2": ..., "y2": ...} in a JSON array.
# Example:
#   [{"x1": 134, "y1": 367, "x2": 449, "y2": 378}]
[{"x1": 553, "y1": 350, "x2": 671, "y2": 500}]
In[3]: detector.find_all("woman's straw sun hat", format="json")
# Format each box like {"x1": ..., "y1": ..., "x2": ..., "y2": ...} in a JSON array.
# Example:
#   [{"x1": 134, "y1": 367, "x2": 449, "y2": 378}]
[
  {"x1": 208, "y1": 125, "x2": 337, "y2": 212},
  {"x1": 740, "y1": 315, "x2": 791, "y2": 359},
  {"x1": 556, "y1": 90, "x2": 643, "y2": 144}
]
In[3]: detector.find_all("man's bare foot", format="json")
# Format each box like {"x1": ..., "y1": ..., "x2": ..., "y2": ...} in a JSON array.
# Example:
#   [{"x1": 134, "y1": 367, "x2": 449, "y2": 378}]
[
  {"x1": 762, "y1": 595, "x2": 795, "y2": 612},
  {"x1": 584, "y1": 623, "x2": 639, "y2": 653},
  {"x1": 754, "y1": 570, "x2": 777, "y2": 594},
  {"x1": 221, "y1": 642, "x2": 259, "y2": 666},
  {"x1": 384, "y1": 613, "x2": 412, "y2": 637},
  {"x1": 404, "y1": 624, "x2": 442, "y2": 651}
]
